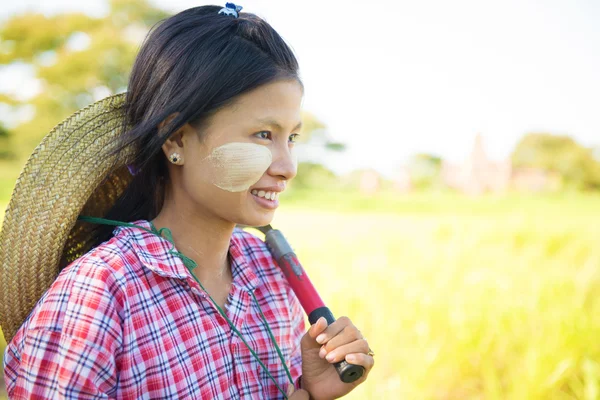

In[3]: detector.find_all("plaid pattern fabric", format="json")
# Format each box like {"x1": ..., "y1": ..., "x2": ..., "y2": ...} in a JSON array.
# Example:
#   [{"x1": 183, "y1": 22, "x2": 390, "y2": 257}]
[{"x1": 4, "y1": 220, "x2": 305, "y2": 399}]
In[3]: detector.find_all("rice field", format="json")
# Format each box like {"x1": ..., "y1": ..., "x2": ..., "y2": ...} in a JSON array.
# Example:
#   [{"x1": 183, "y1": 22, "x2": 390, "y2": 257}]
[{"x1": 2, "y1": 192, "x2": 600, "y2": 399}]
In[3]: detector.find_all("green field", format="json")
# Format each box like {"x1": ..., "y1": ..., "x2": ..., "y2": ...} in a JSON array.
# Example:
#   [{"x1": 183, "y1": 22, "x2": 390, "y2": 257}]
[{"x1": 2, "y1": 192, "x2": 600, "y2": 399}]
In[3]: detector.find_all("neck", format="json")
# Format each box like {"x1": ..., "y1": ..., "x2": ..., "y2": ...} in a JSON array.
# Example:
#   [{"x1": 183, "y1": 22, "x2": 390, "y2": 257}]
[{"x1": 151, "y1": 191, "x2": 235, "y2": 284}]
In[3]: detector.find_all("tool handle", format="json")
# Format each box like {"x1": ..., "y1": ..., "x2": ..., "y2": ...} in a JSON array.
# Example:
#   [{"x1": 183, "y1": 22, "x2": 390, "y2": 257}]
[{"x1": 264, "y1": 229, "x2": 365, "y2": 383}]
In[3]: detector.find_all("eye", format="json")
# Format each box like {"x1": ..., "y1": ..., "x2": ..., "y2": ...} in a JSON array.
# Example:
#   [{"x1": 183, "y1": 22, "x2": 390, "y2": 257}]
[
  {"x1": 289, "y1": 133, "x2": 300, "y2": 143},
  {"x1": 254, "y1": 131, "x2": 271, "y2": 140}
]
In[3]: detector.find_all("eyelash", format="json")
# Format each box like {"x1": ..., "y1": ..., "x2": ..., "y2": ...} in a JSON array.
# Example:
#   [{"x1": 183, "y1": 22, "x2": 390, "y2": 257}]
[{"x1": 255, "y1": 131, "x2": 300, "y2": 143}]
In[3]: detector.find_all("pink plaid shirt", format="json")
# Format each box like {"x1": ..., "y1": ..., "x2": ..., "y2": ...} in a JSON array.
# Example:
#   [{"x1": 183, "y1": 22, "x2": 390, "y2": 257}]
[{"x1": 4, "y1": 220, "x2": 305, "y2": 399}]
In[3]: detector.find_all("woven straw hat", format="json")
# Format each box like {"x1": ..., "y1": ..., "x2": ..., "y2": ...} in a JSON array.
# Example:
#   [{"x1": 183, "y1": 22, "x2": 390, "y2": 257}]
[{"x1": 0, "y1": 93, "x2": 137, "y2": 342}]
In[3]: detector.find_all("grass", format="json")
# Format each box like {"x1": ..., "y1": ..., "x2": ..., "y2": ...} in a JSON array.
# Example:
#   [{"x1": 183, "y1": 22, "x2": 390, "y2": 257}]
[{"x1": 1, "y1": 191, "x2": 600, "y2": 399}]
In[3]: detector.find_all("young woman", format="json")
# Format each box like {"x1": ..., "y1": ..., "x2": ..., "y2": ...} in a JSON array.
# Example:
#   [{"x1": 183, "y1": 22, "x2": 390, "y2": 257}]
[{"x1": 1, "y1": 4, "x2": 373, "y2": 399}]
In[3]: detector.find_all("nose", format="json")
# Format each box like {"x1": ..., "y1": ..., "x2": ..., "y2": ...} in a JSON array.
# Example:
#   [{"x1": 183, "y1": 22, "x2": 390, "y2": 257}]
[{"x1": 267, "y1": 142, "x2": 297, "y2": 182}]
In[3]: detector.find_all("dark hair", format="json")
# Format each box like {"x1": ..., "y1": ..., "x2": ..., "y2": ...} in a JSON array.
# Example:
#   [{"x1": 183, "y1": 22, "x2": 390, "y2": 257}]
[{"x1": 90, "y1": 5, "x2": 300, "y2": 247}]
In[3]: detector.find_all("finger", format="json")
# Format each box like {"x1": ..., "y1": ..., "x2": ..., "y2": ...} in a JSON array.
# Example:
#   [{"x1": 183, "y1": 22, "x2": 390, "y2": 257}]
[
  {"x1": 321, "y1": 324, "x2": 363, "y2": 354},
  {"x1": 307, "y1": 316, "x2": 328, "y2": 340},
  {"x1": 322, "y1": 339, "x2": 370, "y2": 363},
  {"x1": 302, "y1": 317, "x2": 329, "y2": 350},
  {"x1": 345, "y1": 352, "x2": 375, "y2": 374},
  {"x1": 314, "y1": 316, "x2": 353, "y2": 345}
]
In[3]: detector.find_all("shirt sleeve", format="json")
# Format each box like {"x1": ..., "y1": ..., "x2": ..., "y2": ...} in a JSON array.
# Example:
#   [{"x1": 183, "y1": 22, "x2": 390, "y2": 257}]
[{"x1": 4, "y1": 255, "x2": 124, "y2": 399}]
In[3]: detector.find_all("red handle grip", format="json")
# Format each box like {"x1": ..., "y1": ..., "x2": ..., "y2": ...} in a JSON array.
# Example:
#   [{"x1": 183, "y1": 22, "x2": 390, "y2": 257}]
[{"x1": 277, "y1": 253, "x2": 325, "y2": 315}]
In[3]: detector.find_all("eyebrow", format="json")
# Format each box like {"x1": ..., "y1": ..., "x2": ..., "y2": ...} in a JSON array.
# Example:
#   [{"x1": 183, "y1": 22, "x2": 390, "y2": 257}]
[{"x1": 255, "y1": 118, "x2": 303, "y2": 132}]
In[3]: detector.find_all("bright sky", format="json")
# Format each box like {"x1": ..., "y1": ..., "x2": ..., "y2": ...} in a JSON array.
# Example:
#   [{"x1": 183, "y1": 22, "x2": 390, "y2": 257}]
[{"x1": 1, "y1": 0, "x2": 599, "y2": 177}]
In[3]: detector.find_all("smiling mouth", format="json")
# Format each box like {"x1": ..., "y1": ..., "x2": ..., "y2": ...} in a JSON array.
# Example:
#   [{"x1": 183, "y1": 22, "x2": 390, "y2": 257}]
[{"x1": 250, "y1": 189, "x2": 280, "y2": 201}]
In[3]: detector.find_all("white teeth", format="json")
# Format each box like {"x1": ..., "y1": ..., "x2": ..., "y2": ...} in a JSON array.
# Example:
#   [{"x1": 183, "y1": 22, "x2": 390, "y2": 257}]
[{"x1": 251, "y1": 190, "x2": 281, "y2": 201}]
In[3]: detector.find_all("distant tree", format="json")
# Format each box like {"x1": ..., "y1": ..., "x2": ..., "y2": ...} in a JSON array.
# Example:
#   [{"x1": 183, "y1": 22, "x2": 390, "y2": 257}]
[
  {"x1": 511, "y1": 133, "x2": 600, "y2": 190},
  {"x1": 0, "y1": 122, "x2": 13, "y2": 159},
  {"x1": 0, "y1": 0, "x2": 169, "y2": 161},
  {"x1": 407, "y1": 153, "x2": 442, "y2": 190},
  {"x1": 289, "y1": 112, "x2": 346, "y2": 190},
  {"x1": 299, "y1": 111, "x2": 345, "y2": 152},
  {"x1": 289, "y1": 162, "x2": 338, "y2": 191},
  {"x1": 299, "y1": 111, "x2": 325, "y2": 138}
]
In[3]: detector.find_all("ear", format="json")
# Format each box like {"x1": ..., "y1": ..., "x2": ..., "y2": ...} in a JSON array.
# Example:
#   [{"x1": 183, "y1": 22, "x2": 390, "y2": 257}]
[{"x1": 159, "y1": 113, "x2": 186, "y2": 161}]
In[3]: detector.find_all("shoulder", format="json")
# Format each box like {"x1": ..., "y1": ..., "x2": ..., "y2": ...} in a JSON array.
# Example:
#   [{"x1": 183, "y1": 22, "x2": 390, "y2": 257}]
[
  {"x1": 19, "y1": 236, "x2": 132, "y2": 338},
  {"x1": 4, "y1": 243, "x2": 127, "y2": 397},
  {"x1": 61, "y1": 233, "x2": 134, "y2": 293}
]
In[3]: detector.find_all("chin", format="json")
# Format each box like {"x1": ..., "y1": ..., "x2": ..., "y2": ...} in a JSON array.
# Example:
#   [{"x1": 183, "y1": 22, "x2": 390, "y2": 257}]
[{"x1": 237, "y1": 211, "x2": 275, "y2": 228}]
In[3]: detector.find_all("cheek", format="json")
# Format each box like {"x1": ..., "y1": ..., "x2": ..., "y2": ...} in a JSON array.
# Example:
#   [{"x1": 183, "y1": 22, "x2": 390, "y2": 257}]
[{"x1": 204, "y1": 142, "x2": 272, "y2": 192}]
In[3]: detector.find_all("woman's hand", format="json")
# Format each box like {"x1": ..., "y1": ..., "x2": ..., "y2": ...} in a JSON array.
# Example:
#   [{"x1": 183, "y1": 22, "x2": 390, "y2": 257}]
[{"x1": 299, "y1": 316, "x2": 374, "y2": 400}]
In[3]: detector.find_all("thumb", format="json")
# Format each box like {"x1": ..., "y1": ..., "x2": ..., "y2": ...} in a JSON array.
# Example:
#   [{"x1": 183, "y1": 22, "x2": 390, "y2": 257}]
[{"x1": 288, "y1": 388, "x2": 310, "y2": 400}]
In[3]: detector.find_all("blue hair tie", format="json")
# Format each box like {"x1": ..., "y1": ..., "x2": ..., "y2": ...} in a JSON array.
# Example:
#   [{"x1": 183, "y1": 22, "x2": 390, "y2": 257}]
[
  {"x1": 126, "y1": 164, "x2": 138, "y2": 176},
  {"x1": 218, "y1": 3, "x2": 243, "y2": 18}
]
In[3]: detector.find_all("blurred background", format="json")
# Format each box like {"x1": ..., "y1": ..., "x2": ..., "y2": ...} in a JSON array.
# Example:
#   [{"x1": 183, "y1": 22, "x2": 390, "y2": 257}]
[{"x1": 1, "y1": 0, "x2": 600, "y2": 398}]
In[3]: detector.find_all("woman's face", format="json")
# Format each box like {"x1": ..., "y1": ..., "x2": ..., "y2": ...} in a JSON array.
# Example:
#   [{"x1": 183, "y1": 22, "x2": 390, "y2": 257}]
[{"x1": 162, "y1": 79, "x2": 303, "y2": 227}]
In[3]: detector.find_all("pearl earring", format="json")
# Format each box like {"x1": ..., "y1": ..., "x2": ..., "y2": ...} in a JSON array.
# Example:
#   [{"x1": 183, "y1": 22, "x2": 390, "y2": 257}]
[{"x1": 169, "y1": 153, "x2": 183, "y2": 164}]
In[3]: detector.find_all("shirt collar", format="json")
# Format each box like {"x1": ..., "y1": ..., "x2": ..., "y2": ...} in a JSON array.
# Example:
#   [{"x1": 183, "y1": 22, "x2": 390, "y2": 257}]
[
  {"x1": 229, "y1": 231, "x2": 260, "y2": 292},
  {"x1": 113, "y1": 220, "x2": 260, "y2": 292}
]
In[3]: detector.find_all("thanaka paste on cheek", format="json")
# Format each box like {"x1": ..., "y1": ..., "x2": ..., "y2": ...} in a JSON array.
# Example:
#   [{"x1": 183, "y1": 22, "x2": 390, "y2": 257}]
[{"x1": 205, "y1": 142, "x2": 272, "y2": 192}]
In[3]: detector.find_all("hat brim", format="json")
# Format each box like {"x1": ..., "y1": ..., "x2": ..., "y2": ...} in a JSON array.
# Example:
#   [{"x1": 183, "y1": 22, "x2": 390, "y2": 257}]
[{"x1": 0, "y1": 93, "x2": 136, "y2": 342}]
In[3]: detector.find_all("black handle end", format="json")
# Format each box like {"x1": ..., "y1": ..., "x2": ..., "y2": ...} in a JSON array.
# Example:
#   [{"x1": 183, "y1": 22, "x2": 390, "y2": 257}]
[{"x1": 335, "y1": 360, "x2": 365, "y2": 383}]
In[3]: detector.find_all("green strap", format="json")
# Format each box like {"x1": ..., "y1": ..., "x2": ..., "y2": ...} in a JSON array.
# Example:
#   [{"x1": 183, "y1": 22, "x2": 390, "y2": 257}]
[
  {"x1": 251, "y1": 291, "x2": 295, "y2": 385},
  {"x1": 78, "y1": 216, "x2": 294, "y2": 398}
]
